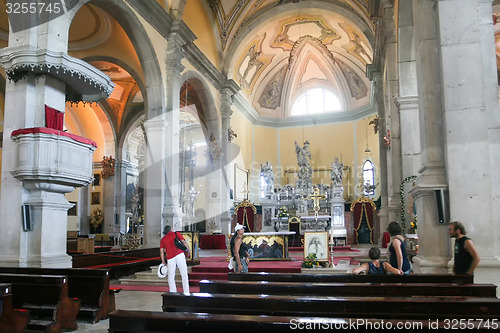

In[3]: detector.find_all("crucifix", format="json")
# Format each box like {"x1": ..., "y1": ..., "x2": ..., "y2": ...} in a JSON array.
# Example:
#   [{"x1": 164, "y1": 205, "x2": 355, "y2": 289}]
[{"x1": 307, "y1": 187, "x2": 326, "y2": 217}]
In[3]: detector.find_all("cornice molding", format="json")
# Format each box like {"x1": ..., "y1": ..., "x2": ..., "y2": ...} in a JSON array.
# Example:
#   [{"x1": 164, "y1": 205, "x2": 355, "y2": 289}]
[{"x1": 0, "y1": 46, "x2": 115, "y2": 102}]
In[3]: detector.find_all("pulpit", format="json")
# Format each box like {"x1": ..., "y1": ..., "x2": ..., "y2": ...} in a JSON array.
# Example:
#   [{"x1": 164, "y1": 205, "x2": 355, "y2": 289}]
[
  {"x1": 234, "y1": 200, "x2": 257, "y2": 232},
  {"x1": 350, "y1": 197, "x2": 377, "y2": 244}
]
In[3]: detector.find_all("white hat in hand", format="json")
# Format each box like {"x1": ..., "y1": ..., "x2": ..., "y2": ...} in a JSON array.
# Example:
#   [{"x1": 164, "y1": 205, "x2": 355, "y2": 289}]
[{"x1": 157, "y1": 263, "x2": 167, "y2": 278}]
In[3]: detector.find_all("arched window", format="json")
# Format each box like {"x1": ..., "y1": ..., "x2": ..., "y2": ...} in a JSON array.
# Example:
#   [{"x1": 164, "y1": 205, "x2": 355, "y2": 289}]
[
  {"x1": 291, "y1": 88, "x2": 341, "y2": 116},
  {"x1": 362, "y1": 159, "x2": 375, "y2": 196}
]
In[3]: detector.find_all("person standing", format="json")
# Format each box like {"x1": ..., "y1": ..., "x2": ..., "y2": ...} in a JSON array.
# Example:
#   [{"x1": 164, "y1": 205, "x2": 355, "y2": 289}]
[
  {"x1": 230, "y1": 223, "x2": 250, "y2": 273},
  {"x1": 160, "y1": 225, "x2": 191, "y2": 293},
  {"x1": 448, "y1": 221, "x2": 480, "y2": 275},
  {"x1": 387, "y1": 221, "x2": 412, "y2": 274}
]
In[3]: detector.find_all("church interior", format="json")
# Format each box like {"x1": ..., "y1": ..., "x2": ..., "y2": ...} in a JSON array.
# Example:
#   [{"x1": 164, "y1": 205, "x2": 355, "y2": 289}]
[{"x1": 1, "y1": 0, "x2": 500, "y2": 331}]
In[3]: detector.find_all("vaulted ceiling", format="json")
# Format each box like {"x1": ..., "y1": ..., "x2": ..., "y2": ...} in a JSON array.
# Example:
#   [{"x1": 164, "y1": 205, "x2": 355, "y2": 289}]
[{"x1": 206, "y1": 0, "x2": 377, "y2": 118}]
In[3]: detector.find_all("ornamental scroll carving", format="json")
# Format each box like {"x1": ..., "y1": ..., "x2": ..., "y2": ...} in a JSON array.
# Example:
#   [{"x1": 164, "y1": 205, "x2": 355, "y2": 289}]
[{"x1": 101, "y1": 156, "x2": 116, "y2": 179}]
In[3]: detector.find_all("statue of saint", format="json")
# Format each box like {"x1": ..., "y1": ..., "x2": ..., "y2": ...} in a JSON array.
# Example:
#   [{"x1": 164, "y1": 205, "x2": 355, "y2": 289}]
[
  {"x1": 260, "y1": 161, "x2": 275, "y2": 193},
  {"x1": 183, "y1": 186, "x2": 199, "y2": 217},
  {"x1": 331, "y1": 157, "x2": 344, "y2": 187},
  {"x1": 295, "y1": 140, "x2": 311, "y2": 168}
]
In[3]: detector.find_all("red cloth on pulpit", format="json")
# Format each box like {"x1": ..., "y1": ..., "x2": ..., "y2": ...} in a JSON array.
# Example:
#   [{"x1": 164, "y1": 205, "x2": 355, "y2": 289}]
[
  {"x1": 11, "y1": 127, "x2": 97, "y2": 147},
  {"x1": 45, "y1": 105, "x2": 64, "y2": 130}
]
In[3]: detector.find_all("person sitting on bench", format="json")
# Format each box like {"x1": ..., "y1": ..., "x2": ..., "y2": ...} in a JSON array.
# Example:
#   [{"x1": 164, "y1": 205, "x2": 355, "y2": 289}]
[{"x1": 352, "y1": 247, "x2": 402, "y2": 275}]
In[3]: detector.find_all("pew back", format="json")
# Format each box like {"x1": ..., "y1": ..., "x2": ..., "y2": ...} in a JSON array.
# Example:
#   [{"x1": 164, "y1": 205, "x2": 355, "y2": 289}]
[
  {"x1": 0, "y1": 267, "x2": 111, "y2": 323},
  {"x1": 162, "y1": 292, "x2": 500, "y2": 320},
  {"x1": 199, "y1": 279, "x2": 497, "y2": 298},
  {"x1": 0, "y1": 273, "x2": 80, "y2": 332},
  {"x1": 228, "y1": 272, "x2": 474, "y2": 284}
]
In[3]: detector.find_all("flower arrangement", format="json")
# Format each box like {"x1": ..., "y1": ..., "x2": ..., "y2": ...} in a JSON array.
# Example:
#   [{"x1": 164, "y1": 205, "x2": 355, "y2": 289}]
[
  {"x1": 277, "y1": 206, "x2": 289, "y2": 218},
  {"x1": 90, "y1": 208, "x2": 104, "y2": 229},
  {"x1": 302, "y1": 253, "x2": 326, "y2": 268}
]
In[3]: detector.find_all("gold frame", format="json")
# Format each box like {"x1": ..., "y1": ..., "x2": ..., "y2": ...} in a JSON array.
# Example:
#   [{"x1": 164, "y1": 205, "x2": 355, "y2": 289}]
[{"x1": 304, "y1": 231, "x2": 329, "y2": 261}]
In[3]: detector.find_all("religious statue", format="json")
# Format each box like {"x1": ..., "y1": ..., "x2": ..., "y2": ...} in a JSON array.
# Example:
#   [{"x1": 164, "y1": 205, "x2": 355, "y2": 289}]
[
  {"x1": 330, "y1": 157, "x2": 344, "y2": 187},
  {"x1": 183, "y1": 186, "x2": 199, "y2": 217},
  {"x1": 260, "y1": 161, "x2": 275, "y2": 193},
  {"x1": 295, "y1": 140, "x2": 313, "y2": 189},
  {"x1": 130, "y1": 193, "x2": 141, "y2": 222}
]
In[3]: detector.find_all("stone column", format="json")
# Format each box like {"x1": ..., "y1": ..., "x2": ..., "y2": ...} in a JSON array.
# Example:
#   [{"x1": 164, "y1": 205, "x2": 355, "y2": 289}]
[
  {"x1": 115, "y1": 160, "x2": 130, "y2": 236},
  {"x1": 369, "y1": 70, "x2": 390, "y2": 242},
  {"x1": 143, "y1": 117, "x2": 168, "y2": 246},
  {"x1": 410, "y1": 0, "x2": 457, "y2": 273},
  {"x1": 218, "y1": 81, "x2": 240, "y2": 235},
  {"x1": 162, "y1": 21, "x2": 194, "y2": 232},
  {"x1": 438, "y1": 0, "x2": 500, "y2": 281}
]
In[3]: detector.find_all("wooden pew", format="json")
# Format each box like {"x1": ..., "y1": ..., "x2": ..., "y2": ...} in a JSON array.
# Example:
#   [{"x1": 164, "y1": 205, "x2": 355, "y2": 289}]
[
  {"x1": 0, "y1": 267, "x2": 114, "y2": 323},
  {"x1": 162, "y1": 292, "x2": 500, "y2": 320},
  {"x1": 0, "y1": 274, "x2": 80, "y2": 333},
  {"x1": 110, "y1": 310, "x2": 489, "y2": 332},
  {"x1": 199, "y1": 279, "x2": 498, "y2": 298},
  {"x1": 0, "y1": 283, "x2": 31, "y2": 333},
  {"x1": 228, "y1": 272, "x2": 474, "y2": 284}
]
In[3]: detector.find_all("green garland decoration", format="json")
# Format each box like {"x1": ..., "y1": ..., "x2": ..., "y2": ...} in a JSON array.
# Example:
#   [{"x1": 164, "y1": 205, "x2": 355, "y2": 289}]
[{"x1": 400, "y1": 175, "x2": 417, "y2": 231}]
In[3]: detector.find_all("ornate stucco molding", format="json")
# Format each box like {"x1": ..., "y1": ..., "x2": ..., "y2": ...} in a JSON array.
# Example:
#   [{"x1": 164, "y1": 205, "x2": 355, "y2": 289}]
[{"x1": 0, "y1": 47, "x2": 115, "y2": 103}]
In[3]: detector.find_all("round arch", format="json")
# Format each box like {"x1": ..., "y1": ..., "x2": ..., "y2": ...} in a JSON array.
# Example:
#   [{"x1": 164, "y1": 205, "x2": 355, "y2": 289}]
[
  {"x1": 80, "y1": 0, "x2": 166, "y2": 119},
  {"x1": 179, "y1": 71, "x2": 220, "y2": 139}
]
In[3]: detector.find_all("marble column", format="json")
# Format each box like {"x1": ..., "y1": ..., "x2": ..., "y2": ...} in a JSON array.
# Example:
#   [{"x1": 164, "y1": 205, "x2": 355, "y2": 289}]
[
  {"x1": 161, "y1": 21, "x2": 194, "y2": 232},
  {"x1": 438, "y1": 0, "x2": 500, "y2": 282},
  {"x1": 219, "y1": 81, "x2": 240, "y2": 235},
  {"x1": 143, "y1": 117, "x2": 168, "y2": 246}
]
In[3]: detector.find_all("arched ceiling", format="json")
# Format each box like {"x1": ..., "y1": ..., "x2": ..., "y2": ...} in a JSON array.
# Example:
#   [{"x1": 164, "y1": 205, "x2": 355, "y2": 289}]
[{"x1": 206, "y1": 0, "x2": 376, "y2": 118}]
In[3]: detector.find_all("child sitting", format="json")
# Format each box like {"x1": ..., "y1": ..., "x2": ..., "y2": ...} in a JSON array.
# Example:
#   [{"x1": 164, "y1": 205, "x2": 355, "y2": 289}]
[{"x1": 352, "y1": 247, "x2": 402, "y2": 275}]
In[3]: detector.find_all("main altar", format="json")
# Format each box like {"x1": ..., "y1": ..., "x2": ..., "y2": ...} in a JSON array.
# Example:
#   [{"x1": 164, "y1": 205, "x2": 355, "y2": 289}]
[{"x1": 258, "y1": 142, "x2": 348, "y2": 249}]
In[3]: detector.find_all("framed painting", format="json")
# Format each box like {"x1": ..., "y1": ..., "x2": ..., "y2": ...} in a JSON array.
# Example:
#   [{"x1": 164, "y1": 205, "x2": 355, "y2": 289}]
[
  {"x1": 234, "y1": 164, "x2": 249, "y2": 202},
  {"x1": 92, "y1": 173, "x2": 101, "y2": 187},
  {"x1": 304, "y1": 231, "x2": 329, "y2": 261},
  {"x1": 91, "y1": 192, "x2": 101, "y2": 205}
]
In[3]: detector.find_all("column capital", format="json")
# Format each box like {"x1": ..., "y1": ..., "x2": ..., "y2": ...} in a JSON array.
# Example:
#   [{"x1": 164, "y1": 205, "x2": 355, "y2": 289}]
[{"x1": 143, "y1": 116, "x2": 169, "y2": 132}]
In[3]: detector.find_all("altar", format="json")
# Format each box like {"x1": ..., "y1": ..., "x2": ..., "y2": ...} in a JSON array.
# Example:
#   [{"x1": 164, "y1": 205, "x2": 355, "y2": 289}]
[
  {"x1": 241, "y1": 231, "x2": 295, "y2": 261},
  {"x1": 272, "y1": 215, "x2": 330, "y2": 233}
]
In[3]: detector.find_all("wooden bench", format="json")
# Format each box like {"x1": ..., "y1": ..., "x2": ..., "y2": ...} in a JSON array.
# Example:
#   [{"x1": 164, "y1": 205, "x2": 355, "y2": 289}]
[
  {"x1": 70, "y1": 250, "x2": 162, "y2": 279},
  {"x1": 0, "y1": 273, "x2": 80, "y2": 333},
  {"x1": 199, "y1": 279, "x2": 498, "y2": 298},
  {"x1": 109, "y1": 309, "x2": 485, "y2": 332},
  {"x1": 0, "y1": 283, "x2": 31, "y2": 333},
  {"x1": 0, "y1": 267, "x2": 115, "y2": 323},
  {"x1": 162, "y1": 292, "x2": 500, "y2": 320},
  {"x1": 228, "y1": 272, "x2": 474, "y2": 284}
]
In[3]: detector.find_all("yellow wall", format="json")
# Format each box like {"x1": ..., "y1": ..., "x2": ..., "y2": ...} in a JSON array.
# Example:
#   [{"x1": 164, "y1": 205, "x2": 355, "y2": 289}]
[
  {"x1": 183, "y1": 0, "x2": 220, "y2": 70},
  {"x1": 247, "y1": 118, "x2": 380, "y2": 201},
  {"x1": 230, "y1": 110, "x2": 253, "y2": 169}
]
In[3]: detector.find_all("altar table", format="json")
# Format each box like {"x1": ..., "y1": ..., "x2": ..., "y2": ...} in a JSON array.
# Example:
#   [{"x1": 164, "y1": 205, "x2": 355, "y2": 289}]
[{"x1": 200, "y1": 234, "x2": 227, "y2": 249}]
